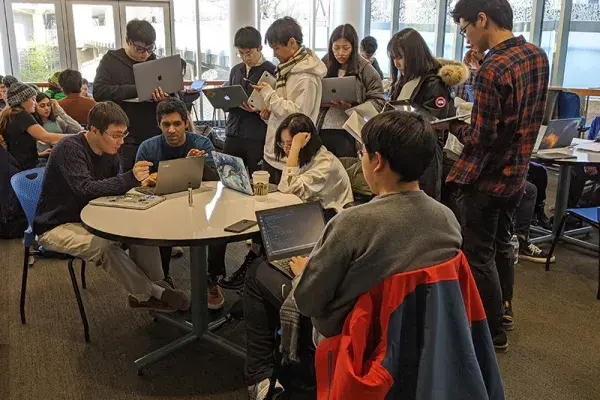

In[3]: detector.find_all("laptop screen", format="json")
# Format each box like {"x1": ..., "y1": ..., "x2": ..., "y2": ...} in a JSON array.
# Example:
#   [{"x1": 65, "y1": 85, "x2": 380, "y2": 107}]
[{"x1": 256, "y1": 202, "x2": 326, "y2": 261}]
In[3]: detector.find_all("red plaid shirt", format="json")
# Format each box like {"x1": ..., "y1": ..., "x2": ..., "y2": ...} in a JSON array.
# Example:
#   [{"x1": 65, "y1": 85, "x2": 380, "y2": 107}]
[{"x1": 447, "y1": 36, "x2": 550, "y2": 197}]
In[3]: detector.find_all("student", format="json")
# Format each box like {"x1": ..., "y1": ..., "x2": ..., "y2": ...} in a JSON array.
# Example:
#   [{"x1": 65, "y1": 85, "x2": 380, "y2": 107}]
[
  {"x1": 388, "y1": 28, "x2": 469, "y2": 200},
  {"x1": 318, "y1": 24, "x2": 385, "y2": 158},
  {"x1": 251, "y1": 16, "x2": 327, "y2": 184},
  {"x1": 45, "y1": 71, "x2": 66, "y2": 101},
  {"x1": 34, "y1": 92, "x2": 83, "y2": 158},
  {"x1": 0, "y1": 140, "x2": 26, "y2": 238},
  {"x1": 0, "y1": 81, "x2": 66, "y2": 170},
  {"x1": 443, "y1": 0, "x2": 550, "y2": 351},
  {"x1": 34, "y1": 101, "x2": 190, "y2": 312},
  {"x1": 58, "y1": 69, "x2": 97, "y2": 125},
  {"x1": 360, "y1": 35, "x2": 384, "y2": 79},
  {"x1": 93, "y1": 19, "x2": 168, "y2": 172},
  {"x1": 225, "y1": 26, "x2": 276, "y2": 174},
  {"x1": 242, "y1": 111, "x2": 462, "y2": 397},
  {"x1": 81, "y1": 78, "x2": 90, "y2": 98}
]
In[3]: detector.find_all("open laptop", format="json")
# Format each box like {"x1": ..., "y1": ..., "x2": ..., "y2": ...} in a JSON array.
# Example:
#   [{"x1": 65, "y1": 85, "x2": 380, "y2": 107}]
[
  {"x1": 202, "y1": 85, "x2": 248, "y2": 111},
  {"x1": 124, "y1": 55, "x2": 184, "y2": 102},
  {"x1": 256, "y1": 202, "x2": 326, "y2": 278},
  {"x1": 212, "y1": 151, "x2": 278, "y2": 195},
  {"x1": 321, "y1": 76, "x2": 358, "y2": 104},
  {"x1": 135, "y1": 156, "x2": 205, "y2": 195},
  {"x1": 534, "y1": 118, "x2": 581, "y2": 154}
]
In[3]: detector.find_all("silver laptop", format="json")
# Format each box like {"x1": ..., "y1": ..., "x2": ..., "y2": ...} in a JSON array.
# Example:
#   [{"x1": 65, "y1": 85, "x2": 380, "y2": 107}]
[
  {"x1": 202, "y1": 85, "x2": 248, "y2": 111},
  {"x1": 321, "y1": 76, "x2": 358, "y2": 104},
  {"x1": 534, "y1": 118, "x2": 581, "y2": 154},
  {"x1": 135, "y1": 156, "x2": 205, "y2": 196},
  {"x1": 89, "y1": 193, "x2": 166, "y2": 210},
  {"x1": 256, "y1": 202, "x2": 326, "y2": 278},
  {"x1": 124, "y1": 55, "x2": 184, "y2": 102}
]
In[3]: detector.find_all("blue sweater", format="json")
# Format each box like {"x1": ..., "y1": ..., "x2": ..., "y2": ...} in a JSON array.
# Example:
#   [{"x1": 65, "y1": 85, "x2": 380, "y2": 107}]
[{"x1": 136, "y1": 131, "x2": 214, "y2": 173}]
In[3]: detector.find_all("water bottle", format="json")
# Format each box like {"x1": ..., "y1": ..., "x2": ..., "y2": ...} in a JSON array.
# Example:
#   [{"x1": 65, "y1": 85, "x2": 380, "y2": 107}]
[{"x1": 510, "y1": 234, "x2": 519, "y2": 265}]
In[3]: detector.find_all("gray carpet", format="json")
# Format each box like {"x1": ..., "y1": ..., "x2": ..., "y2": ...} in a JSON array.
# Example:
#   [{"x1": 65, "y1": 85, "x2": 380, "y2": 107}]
[{"x1": 2, "y1": 176, "x2": 600, "y2": 399}]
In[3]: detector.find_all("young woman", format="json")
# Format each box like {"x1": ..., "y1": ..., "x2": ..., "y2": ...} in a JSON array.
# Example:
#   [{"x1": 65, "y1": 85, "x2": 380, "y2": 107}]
[
  {"x1": 275, "y1": 113, "x2": 353, "y2": 212},
  {"x1": 387, "y1": 28, "x2": 469, "y2": 200},
  {"x1": 317, "y1": 24, "x2": 385, "y2": 158},
  {"x1": 34, "y1": 92, "x2": 83, "y2": 156},
  {"x1": 0, "y1": 82, "x2": 68, "y2": 170}
]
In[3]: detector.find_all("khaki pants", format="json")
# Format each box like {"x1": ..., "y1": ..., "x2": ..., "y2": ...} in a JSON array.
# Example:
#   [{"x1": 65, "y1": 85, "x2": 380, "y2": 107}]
[{"x1": 38, "y1": 223, "x2": 163, "y2": 301}]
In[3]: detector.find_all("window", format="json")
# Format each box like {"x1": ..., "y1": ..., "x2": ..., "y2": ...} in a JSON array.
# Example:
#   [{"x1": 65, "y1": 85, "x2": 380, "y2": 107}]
[
  {"x1": 510, "y1": 0, "x2": 533, "y2": 38},
  {"x1": 199, "y1": 0, "x2": 229, "y2": 80},
  {"x1": 174, "y1": 0, "x2": 198, "y2": 80},
  {"x1": 541, "y1": 0, "x2": 561, "y2": 70},
  {"x1": 397, "y1": 0, "x2": 438, "y2": 52},
  {"x1": 563, "y1": 0, "x2": 600, "y2": 88},
  {"x1": 314, "y1": 0, "x2": 331, "y2": 59},
  {"x1": 443, "y1": 2, "x2": 458, "y2": 60},
  {"x1": 369, "y1": 0, "x2": 393, "y2": 77},
  {"x1": 124, "y1": 6, "x2": 167, "y2": 57}
]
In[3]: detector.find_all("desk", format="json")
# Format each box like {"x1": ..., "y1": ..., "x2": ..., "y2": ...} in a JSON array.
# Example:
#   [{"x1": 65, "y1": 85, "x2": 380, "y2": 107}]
[
  {"x1": 531, "y1": 148, "x2": 600, "y2": 252},
  {"x1": 80, "y1": 181, "x2": 301, "y2": 373},
  {"x1": 549, "y1": 87, "x2": 600, "y2": 120}
]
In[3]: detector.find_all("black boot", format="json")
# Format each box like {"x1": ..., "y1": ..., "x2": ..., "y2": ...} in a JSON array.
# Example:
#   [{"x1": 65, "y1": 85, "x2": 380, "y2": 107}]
[
  {"x1": 534, "y1": 204, "x2": 552, "y2": 230},
  {"x1": 218, "y1": 251, "x2": 258, "y2": 290}
]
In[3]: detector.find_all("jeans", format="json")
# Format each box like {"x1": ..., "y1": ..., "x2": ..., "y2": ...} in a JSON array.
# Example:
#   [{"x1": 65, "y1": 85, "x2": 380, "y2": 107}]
[
  {"x1": 527, "y1": 163, "x2": 547, "y2": 210},
  {"x1": 514, "y1": 181, "x2": 537, "y2": 242},
  {"x1": 457, "y1": 186, "x2": 524, "y2": 335},
  {"x1": 223, "y1": 136, "x2": 265, "y2": 175}
]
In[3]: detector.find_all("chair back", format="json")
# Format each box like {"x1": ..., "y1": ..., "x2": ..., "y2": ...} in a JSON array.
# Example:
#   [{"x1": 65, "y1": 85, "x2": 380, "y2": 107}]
[
  {"x1": 10, "y1": 168, "x2": 45, "y2": 244},
  {"x1": 587, "y1": 115, "x2": 600, "y2": 141},
  {"x1": 557, "y1": 91, "x2": 582, "y2": 120}
]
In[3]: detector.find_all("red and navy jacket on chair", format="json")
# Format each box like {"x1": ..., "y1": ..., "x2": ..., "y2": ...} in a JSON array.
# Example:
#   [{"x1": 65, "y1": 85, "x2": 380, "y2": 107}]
[{"x1": 315, "y1": 251, "x2": 505, "y2": 400}]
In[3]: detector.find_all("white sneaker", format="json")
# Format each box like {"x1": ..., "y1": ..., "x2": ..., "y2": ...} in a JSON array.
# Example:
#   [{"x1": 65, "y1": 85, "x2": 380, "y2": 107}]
[{"x1": 248, "y1": 378, "x2": 271, "y2": 400}]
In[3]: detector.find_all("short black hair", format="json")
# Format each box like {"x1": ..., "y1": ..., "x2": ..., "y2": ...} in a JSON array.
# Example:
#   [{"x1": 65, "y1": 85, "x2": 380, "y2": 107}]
[
  {"x1": 265, "y1": 17, "x2": 303, "y2": 47},
  {"x1": 82, "y1": 78, "x2": 89, "y2": 86},
  {"x1": 234, "y1": 26, "x2": 262, "y2": 49},
  {"x1": 88, "y1": 101, "x2": 129, "y2": 132},
  {"x1": 361, "y1": 111, "x2": 436, "y2": 183},
  {"x1": 274, "y1": 113, "x2": 322, "y2": 168},
  {"x1": 452, "y1": 0, "x2": 513, "y2": 31},
  {"x1": 360, "y1": 36, "x2": 378, "y2": 55},
  {"x1": 326, "y1": 24, "x2": 360, "y2": 78},
  {"x1": 156, "y1": 97, "x2": 188, "y2": 124},
  {"x1": 58, "y1": 69, "x2": 82, "y2": 94},
  {"x1": 126, "y1": 19, "x2": 156, "y2": 45}
]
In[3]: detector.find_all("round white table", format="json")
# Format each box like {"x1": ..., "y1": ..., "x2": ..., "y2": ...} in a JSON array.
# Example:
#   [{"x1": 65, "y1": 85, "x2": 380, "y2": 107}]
[{"x1": 81, "y1": 181, "x2": 301, "y2": 373}]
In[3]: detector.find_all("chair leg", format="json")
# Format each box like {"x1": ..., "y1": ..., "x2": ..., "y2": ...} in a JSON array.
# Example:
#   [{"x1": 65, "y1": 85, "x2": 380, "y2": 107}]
[
  {"x1": 81, "y1": 260, "x2": 87, "y2": 290},
  {"x1": 68, "y1": 259, "x2": 90, "y2": 343},
  {"x1": 546, "y1": 213, "x2": 570, "y2": 271},
  {"x1": 20, "y1": 246, "x2": 30, "y2": 324}
]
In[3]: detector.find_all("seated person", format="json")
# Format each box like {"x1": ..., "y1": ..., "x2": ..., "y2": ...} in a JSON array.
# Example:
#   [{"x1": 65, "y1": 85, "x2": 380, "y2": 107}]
[
  {"x1": 58, "y1": 69, "x2": 97, "y2": 125},
  {"x1": 0, "y1": 143, "x2": 26, "y2": 238},
  {"x1": 34, "y1": 93, "x2": 83, "y2": 159},
  {"x1": 45, "y1": 71, "x2": 66, "y2": 101},
  {"x1": 569, "y1": 165, "x2": 600, "y2": 210},
  {"x1": 34, "y1": 101, "x2": 190, "y2": 312},
  {"x1": 242, "y1": 111, "x2": 462, "y2": 397},
  {"x1": 81, "y1": 78, "x2": 91, "y2": 98},
  {"x1": 359, "y1": 35, "x2": 384, "y2": 79}
]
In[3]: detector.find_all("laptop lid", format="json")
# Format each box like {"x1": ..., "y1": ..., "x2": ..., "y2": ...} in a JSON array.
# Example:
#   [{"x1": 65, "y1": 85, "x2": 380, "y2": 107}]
[
  {"x1": 129, "y1": 55, "x2": 184, "y2": 102},
  {"x1": 321, "y1": 76, "x2": 358, "y2": 104},
  {"x1": 202, "y1": 85, "x2": 248, "y2": 111},
  {"x1": 256, "y1": 202, "x2": 326, "y2": 262},
  {"x1": 153, "y1": 156, "x2": 205, "y2": 195},
  {"x1": 211, "y1": 151, "x2": 253, "y2": 195},
  {"x1": 537, "y1": 118, "x2": 581, "y2": 151}
]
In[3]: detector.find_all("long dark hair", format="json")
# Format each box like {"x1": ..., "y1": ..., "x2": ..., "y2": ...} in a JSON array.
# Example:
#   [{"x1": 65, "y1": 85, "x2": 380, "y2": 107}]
[
  {"x1": 274, "y1": 113, "x2": 323, "y2": 168},
  {"x1": 388, "y1": 28, "x2": 441, "y2": 97},
  {"x1": 34, "y1": 92, "x2": 56, "y2": 123},
  {"x1": 325, "y1": 24, "x2": 360, "y2": 78}
]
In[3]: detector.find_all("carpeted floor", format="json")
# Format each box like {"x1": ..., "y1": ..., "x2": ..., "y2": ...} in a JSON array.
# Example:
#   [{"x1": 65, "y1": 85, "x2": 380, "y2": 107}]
[{"x1": 2, "y1": 172, "x2": 600, "y2": 399}]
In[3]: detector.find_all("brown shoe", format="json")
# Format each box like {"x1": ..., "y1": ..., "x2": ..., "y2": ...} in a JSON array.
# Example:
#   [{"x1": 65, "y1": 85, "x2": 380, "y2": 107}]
[
  {"x1": 127, "y1": 295, "x2": 178, "y2": 313},
  {"x1": 208, "y1": 284, "x2": 225, "y2": 310},
  {"x1": 161, "y1": 288, "x2": 190, "y2": 311}
]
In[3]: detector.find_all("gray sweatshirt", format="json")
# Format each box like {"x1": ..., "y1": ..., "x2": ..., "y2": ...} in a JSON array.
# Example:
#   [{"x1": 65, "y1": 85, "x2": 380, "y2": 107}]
[{"x1": 294, "y1": 190, "x2": 462, "y2": 338}]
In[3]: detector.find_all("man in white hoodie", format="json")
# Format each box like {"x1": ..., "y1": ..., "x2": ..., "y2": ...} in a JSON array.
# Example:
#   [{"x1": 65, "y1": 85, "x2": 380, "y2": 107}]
[{"x1": 252, "y1": 16, "x2": 327, "y2": 184}]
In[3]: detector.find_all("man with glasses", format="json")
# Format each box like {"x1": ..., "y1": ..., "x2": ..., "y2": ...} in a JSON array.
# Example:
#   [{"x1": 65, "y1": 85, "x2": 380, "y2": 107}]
[
  {"x1": 35, "y1": 101, "x2": 190, "y2": 313},
  {"x1": 93, "y1": 19, "x2": 168, "y2": 172}
]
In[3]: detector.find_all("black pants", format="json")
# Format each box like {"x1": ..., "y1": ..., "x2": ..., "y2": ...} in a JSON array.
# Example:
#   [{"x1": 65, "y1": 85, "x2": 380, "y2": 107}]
[
  {"x1": 263, "y1": 160, "x2": 282, "y2": 185},
  {"x1": 441, "y1": 153, "x2": 460, "y2": 221},
  {"x1": 527, "y1": 163, "x2": 547, "y2": 209},
  {"x1": 320, "y1": 129, "x2": 357, "y2": 158},
  {"x1": 568, "y1": 165, "x2": 600, "y2": 208},
  {"x1": 118, "y1": 143, "x2": 139, "y2": 172},
  {"x1": 159, "y1": 246, "x2": 226, "y2": 283},
  {"x1": 457, "y1": 186, "x2": 523, "y2": 336},
  {"x1": 223, "y1": 136, "x2": 265, "y2": 175},
  {"x1": 514, "y1": 181, "x2": 537, "y2": 242}
]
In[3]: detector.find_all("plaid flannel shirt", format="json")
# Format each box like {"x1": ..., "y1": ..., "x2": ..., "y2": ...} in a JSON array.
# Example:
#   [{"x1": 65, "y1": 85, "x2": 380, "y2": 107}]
[{"x1": 447, "y1": 36, "x2": 550, "y2": 198}]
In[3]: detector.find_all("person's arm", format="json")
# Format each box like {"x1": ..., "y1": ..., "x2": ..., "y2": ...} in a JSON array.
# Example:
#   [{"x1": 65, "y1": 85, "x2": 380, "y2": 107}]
[
  {"x1": 278, "y1": 145, "x2": 328, "y2": 202},
  {"x1": 419, "y1": 77, "x2": 455, "y2": 120},
  {"x1": 16, "y1": 111, "x2": 65, "y2": 145},
  {"x1": 192, "y1": 135, "x2": 215, "y2": 161},
  {"x1": 259, "y1": 76, "x2": 320, "y2": 118},
  {"x1": 371, "y1": 58, "x2": 384, "y2": 80},
  {"x1": 53, "y1": 101, "x2": 83, "y2": 133},
  {"x1": 361, "y1": 63, "x2": 385, "y2": 111},
  {"x1": 92, "y1": 56, "x2": 137, "y2": 102}
]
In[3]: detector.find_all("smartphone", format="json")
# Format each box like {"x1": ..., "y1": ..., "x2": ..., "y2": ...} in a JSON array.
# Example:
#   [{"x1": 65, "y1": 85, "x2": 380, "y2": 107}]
[{"x1": 224, "y1": 219, "x2": 258, "y2": 233}]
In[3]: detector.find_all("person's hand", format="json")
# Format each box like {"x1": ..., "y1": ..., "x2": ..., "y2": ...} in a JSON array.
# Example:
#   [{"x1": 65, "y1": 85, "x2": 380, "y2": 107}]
[
  {"x1": 584, "y1": 166, "x2": 598, "y2": 176},
  {"x1": 240, "y1": 101, "x2": 258, "y2": 113},
  {"x1": 291, "y1": 132, "x2": 311, "y2": 150},
  {"x1": 141, "y1": 172, "x2": 158, "y2": 187},
  {"x1": 50, "y1": 99, "x2": 59, "y2": 112},
  {"x1": 289, "y1": 256, "x2": 309, "y2": 277},
  {"x1": 133, "y1": 161, "x2": 153, "y2": 182},
  {"x1": 251, "y1": 82, "x2": 270, "y2": 92},
  {"x1": 187, "y1": 148, "x2": 206, "y2": 158},
  {"x1": 330, "y1": 100, "x2": 352, "y2": 109},
  {"x1": 260, "y1": 108, "x2": 271, "y2": 120},
  {"x1": 152, "y1": 87, "x2": 169, "y2": 102},
  {"x1": 38, "y1": 148, "x2": 52, "y2": 157}
]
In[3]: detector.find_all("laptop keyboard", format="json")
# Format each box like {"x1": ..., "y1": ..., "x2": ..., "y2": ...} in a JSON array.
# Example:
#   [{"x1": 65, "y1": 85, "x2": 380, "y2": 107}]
[
  {"x1": 270, "y1": 259, "x2": 294, "y2": 278},
  {"x1": 135, "y1": 186, "x2": 156, "y2": 195}
]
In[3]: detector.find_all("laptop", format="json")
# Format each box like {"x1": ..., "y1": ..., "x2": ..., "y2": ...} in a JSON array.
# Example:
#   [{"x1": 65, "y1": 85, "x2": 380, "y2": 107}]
[
  {"x1": 256, "y1": 202, "x2": 326, "y2": 278},
  {"x1": 124, "y1": 55, "x2": 184, "y2": 102},
  {"x1": 202, "y1": 85, "x2": 248, "y2": 111},
  {"x1": 90, "y1": 193, "x2": 166, "y2": 210},
  {"x1": 321, "y1": 76, "x2": 358, "y2": 104},
  {"x1": 135, "y1": 156, "x2": 205, "y2": 196},
  {"x1": 534, "y1": 118, "x2": 581, "y2": 153},
  {"x1": 212, "y1": 151, "x2": 278, "y2": 195}
]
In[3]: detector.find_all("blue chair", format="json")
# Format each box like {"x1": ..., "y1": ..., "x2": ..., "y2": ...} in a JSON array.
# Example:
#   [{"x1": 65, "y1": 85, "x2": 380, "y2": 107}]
[
  {"x1": 557, "y1": 91, "x2": 582, "y2": 120},
  {"x1": 11, "y1": 168, "x2": 90, "y2": 342},
  {"x1": 545, "y1": 207, "x2": 600, "y2": 299},
  {"x1": 464, "y1": 85, "x2": 475, "y2": 102},
  {"x1": 586, "y1": 115, "x2": 600, "y2": 141}
]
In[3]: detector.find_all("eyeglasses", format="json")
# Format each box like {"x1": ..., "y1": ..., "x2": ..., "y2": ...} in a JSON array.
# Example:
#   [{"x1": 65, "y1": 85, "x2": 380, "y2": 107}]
[
  {"x1": 131, "y1": 41, "x2": 156, "y2": 54},
  {"x1": 277, "y1": 140, "x2": 293, "y2": 150},
  {"x1": 459, "y1": 22, "x2": 472, "y2": 38},
  {"x1": 103, "y1": 130, "x2": 129, "y2": 141},
  {"x1": 237, "y1": 49, "x2": 258, "y2": 59},
  {"x1": 333, "y1": 46, "x2": 352, "y2": 55}
]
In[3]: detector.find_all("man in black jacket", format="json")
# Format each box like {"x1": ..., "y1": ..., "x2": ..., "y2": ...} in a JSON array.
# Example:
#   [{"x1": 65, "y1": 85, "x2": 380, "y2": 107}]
[{"x1": 93, "y1": 19, "x2": 168, "y2": 171}]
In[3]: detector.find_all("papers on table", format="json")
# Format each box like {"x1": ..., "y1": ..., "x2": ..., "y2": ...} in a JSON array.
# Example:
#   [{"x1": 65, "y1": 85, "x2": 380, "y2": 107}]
[{"x1": 574, "y1": 140, "x2": 600, "y2": 153}]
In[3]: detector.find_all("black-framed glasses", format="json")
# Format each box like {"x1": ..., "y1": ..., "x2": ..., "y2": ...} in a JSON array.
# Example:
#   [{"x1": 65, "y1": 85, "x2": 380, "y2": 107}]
[
  {"x1": 131, "y1": 41, "x2": 156, "y2": 54},
  {"x1": 459, "y1": 22, "x2": 472, "y2": 38}
]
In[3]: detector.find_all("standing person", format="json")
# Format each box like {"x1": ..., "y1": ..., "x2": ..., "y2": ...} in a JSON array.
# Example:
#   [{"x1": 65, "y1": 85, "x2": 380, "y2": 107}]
[
  {"x1": 359, "y1": 36, "x2": 384, "y2": 79},
  {"x1": 225, "y1": 26, "x2": 276, "y2": 174},
  {"x1": 251, "y1": 16, "x2": 327, "y2": 185},
  {"x1": 443, "y1": 0, "x2": 550, "y2": 351},
  {"x1": 58, "y1": 69, "x2": 97, "y2": 125},
  {"x1": 93, "y1": 19, "x2": 168, "y2": 172},
  {"x1": 317, "y1": 24, "x2": 385, "y2": 158}
]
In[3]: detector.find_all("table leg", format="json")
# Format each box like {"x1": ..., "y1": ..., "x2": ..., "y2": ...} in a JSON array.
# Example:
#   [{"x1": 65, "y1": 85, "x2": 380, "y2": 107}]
[
  {"x1": 553, "y1": 165, "x2": 572, "y2": 236},
  {"x1": 190, "y1": 245, "x2": 209, "y2": 335}
]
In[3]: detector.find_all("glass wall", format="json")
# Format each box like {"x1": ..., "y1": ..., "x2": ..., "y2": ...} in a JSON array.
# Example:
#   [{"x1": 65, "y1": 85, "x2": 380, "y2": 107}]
[
  {"x1": 199, "y1": 0, "x2": 229, "y2": 80},
  {"x1": 314, "y1": 0, "x2": 330, "y2": 59},
  {"x1": 510, "y1": 0, "x2": 533, "y2": 38},
  {"x1": 174, "y1": 0, "x2": 198, "y2": 80},
  {"x1": 563, "y1": 0, "x2": 600, "y2": 88},
  {"x1": 541, "y1": 0, "x2": 561, "y2": 69},
  {"x1": 369, "y1": 0, "x2": 393, "y2": 77},
  {"x1": 397, "y1": 0, "x2": 437, "y2": 51}
]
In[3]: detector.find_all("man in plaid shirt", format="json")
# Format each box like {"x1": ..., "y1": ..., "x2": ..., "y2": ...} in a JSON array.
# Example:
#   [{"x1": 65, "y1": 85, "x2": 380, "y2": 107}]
[{"x1": 444, "y1": 0, "x2": 549, "y2": 352}]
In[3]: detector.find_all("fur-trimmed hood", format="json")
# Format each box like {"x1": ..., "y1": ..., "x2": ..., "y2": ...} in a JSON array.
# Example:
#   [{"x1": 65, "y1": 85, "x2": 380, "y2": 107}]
[{"x1": 437, "y1": 59, "x2": 470, "y2": 87}]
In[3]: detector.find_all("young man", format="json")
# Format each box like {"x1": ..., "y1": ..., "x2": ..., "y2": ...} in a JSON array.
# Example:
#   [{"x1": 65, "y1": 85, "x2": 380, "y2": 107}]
[
  {"x1": 360, "y1": 36, "x2": 384, "y2": 79},
  {"x1": 445, "y1": 0, "x2": 550, "y2": 351},
  {"x1": 81, "y1": 78, "x2": 90, "y2": 98},
  {"x1": 93, "y1": 19, "x2": 168, "y2": 172},
  {"x1": 225, "y1": 26, "x2": 276, "y2": 175},
  {"x1": 34, "y1": 102, "x2": 190, "y2": 312},
  {"x1": 58, "y1": 69, "x2": 97, "y2": 124},
  {"x1": 252, "y1": 16, "x2": 326, "y2": 184}
]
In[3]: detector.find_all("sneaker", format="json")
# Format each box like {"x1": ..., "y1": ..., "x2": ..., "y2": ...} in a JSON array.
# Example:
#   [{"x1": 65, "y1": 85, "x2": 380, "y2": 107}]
[
  {"x1": 248, "y1": 378, "x2": 271, "y2": 400},
  {"x1": 208, "y1": 284, "x2": 225, "y2": 310},
  {"x1": 519, "y1": 242, "x2": 556, "y2": 264},
  {"x1": 161, "y1": 288, "x2": 190, "y2": 311},
  {"x1": 503, "y1": 301, "x2": 514, "y2": 331},
  {"x1": 493, "y1": 330, "x2": 508, "y2": 353},
  {"x1": 534, "y1": 207, "x2": 552, "y2": 230},
  {"x1": 127, "y1": 295, "x2": 178, "y2": 313},
  {"x1": 162, "y1": 275, "x2": 176, "y2": 289},
  {"x1": 171, "y1": 246, "x2": 184, "y2": 258},
  {"x1": 218, "y1": 251, "x2": 258, "y2": 290}
]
